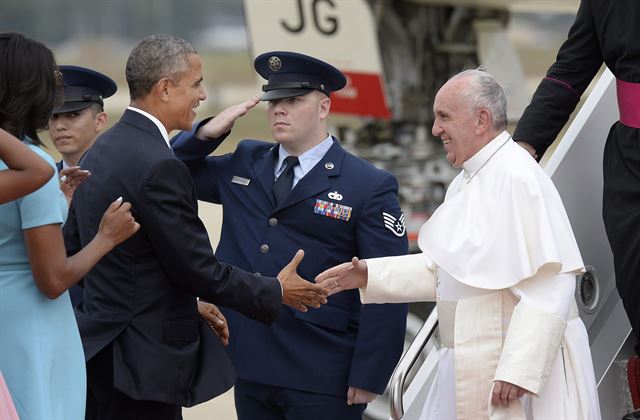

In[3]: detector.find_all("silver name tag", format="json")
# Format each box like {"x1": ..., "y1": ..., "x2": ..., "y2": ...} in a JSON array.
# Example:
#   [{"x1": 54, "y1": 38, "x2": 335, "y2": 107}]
[{"x1": 231, "y1": 176, "x2": 251, "y2": 186}]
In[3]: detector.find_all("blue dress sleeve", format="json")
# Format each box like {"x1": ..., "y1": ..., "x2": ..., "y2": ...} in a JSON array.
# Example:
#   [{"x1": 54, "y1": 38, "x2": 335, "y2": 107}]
[{"x1": 18, "y1": 146, "x2": 66, "y2": 229}]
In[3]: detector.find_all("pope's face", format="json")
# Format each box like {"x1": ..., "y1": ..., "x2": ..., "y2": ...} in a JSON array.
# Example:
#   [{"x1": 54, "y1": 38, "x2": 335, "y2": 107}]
[
  {"x1": 432, "y1": 79, "x2": 482, "y2": 168},
  {"x1": 166, "y1": 54, "x2": 206, "y2": 131},
  {"x1": 266, "y1": 91, "x2": 328, "y2": 147}
]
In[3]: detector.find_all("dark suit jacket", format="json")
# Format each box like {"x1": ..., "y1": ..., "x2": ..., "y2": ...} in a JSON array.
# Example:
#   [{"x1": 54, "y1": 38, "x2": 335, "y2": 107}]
[
  {"x1": 57, "y1": 159, "x2": 83, "y2": 306},
  {"x1": 63, "y1": 110, "x2": 282, "y2": 406},
  {"x1": 172, "y1": 129, "x2": 408, "y2": 396}
]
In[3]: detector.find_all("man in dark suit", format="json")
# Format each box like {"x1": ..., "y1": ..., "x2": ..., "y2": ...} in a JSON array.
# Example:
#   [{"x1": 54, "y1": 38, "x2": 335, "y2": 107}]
[
  {"x1": 172, "y1": 51, "x2": 408, "y2": 420},
  {"x1": 63, "y1": 36, "x2": 327, "y2": 420},
  {"x1": 49, "y1": 65, "x2": 117, "y2": 306}
]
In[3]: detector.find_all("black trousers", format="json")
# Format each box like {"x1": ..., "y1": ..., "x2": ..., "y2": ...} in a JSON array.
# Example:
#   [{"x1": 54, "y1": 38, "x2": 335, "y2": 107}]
[
  {"x1": 85, "y1": 344, "x2": 182, "y2": 420},
  {"x1": 234, "y1": 378, "x2": 366, "y2": 420},
  {"x1": 603, "y1": 122, "x2": 640, "y2": 355}
]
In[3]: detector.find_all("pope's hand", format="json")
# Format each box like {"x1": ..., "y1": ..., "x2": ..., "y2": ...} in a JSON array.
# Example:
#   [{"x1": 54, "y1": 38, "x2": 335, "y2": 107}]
[
  {"x1": 198, "y1": 301, "x2": 229, "y2": 346},
  {"x1": 491, "y1": 380, "x2": 529, "y2": 408},
  {"x1": 347, "y1": 387, "x2": 377, "y2": 405},
  {"x1": 196, "y1": 96, "x2": 261, "y2": 140},
  {"x1": 315, "y1": 257, "x2": 368, "y2": 296},
  {"x1": 278, "y1": 250, "x2": 328, "y2": 312}
]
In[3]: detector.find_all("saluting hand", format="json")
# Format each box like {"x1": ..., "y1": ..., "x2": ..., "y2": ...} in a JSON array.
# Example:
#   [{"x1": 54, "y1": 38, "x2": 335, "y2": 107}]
[
  {"x1": 196, "y1": 96, "x2": 261, "y2": 140},
  {"x1": 315, "y1": 257, "x2": 368, "y2": 296},
  {"x1": 278, "y1": 250, "x2": 328, "y2": 312}
]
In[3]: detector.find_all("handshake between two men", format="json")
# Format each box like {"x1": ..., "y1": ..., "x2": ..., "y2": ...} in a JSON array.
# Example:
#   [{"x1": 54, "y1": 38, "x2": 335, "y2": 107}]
[{"x1": 199, "y1": 249, "x2": 329, "y2": 345}]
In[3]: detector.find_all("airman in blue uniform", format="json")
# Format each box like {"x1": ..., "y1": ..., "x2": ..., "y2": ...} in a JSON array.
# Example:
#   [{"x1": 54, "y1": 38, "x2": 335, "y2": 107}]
[
  {"x1": 48, "y1": 65, "x2": 117, "y2": 307},
  {"x1": 172, "y1": 51, "x2": 408, "y2": 420}
]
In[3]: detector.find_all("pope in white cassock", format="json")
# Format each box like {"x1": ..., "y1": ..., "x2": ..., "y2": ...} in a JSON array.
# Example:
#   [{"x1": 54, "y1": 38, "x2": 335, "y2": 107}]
[{"x1": 316, "y1": 70, "x2": 601, "y2": 420}]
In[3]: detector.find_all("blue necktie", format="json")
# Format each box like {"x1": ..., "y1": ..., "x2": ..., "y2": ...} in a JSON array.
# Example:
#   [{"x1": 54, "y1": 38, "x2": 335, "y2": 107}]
[{"x1": 273, "y1": 156, "x2": 299, "y2": 205}]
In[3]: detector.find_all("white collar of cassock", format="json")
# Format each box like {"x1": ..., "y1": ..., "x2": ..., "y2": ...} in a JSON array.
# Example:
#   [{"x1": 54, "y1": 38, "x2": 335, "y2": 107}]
[{"x1": 462, "y1": 130, "x2": 511, "y2": 175}]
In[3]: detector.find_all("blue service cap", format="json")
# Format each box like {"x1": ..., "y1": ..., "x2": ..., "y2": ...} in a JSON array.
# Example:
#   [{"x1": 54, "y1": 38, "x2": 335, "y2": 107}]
[
  {"x1": 254, "y1": 51, "x2": 346, "y2": 101},
  {"x1": 54, "y1": 65, "x2": 117, "y2": 114}
]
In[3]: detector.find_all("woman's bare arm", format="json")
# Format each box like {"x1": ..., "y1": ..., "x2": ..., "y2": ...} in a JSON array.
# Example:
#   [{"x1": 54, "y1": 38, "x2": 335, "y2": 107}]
[
  {"x1": 0, "y1": 128, "x2": 54, "y2": 203},
  {"x1": 24, "y1": 198, "x2": 139, "y2": 299}
]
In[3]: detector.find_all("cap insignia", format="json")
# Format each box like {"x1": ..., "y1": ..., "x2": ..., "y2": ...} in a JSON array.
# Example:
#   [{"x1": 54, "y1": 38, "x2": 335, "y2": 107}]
[{"x1": 268, "y1": 56, "x2": 282, "y2": 72}]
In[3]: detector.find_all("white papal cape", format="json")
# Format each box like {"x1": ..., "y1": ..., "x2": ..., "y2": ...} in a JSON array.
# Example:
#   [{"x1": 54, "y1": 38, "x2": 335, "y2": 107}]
[{"x1": 361, "y1": 132, "x2": 601, "y2": 419}]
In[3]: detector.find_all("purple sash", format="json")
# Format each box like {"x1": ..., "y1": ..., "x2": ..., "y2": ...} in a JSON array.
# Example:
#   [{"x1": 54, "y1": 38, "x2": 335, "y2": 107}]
[{"x1": 617, "y1": 79, "x2": 640, "y2": 128}]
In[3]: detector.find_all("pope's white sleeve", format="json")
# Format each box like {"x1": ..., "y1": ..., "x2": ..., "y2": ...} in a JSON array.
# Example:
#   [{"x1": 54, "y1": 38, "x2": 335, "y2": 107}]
[
  {"x1": 359, "y1": 253, "x2": 437, "y2": 304},
  {"x1": 493, "y1": 267, "x2": 574, "y2": 395}
]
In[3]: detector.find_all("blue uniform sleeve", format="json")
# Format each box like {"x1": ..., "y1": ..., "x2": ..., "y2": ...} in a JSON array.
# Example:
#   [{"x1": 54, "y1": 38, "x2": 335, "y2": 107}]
[
  {"x1": 171, "y1": 120, "x2": 231, "y2": 204},
  {"x1": 349, "y1": 172, "x2": 409, "y2": 394},
  {"x1": 18, "y1": 146, "x2": 66, "y2": 229}
]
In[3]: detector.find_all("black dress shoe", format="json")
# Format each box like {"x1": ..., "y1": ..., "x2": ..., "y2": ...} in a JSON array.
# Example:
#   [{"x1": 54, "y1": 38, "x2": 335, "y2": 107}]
[{"x1": 623, "y1": 409, "x2": 640, "y2": 419}]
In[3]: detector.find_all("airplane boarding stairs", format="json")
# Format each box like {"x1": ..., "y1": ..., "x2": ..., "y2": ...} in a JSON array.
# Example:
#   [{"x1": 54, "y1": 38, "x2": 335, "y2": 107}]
[{"x1": 386, "y1": 69, "x2": 635, "y2": 419}]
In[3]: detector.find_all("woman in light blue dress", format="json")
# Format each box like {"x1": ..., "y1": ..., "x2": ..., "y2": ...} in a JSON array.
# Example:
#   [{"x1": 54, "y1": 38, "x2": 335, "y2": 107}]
[
  {"x1": 0, "y1": 127, "x2": 53, "y2": 420},
  {"x1": 0, "y1": 32, "x2": 140, "y2": 420}
]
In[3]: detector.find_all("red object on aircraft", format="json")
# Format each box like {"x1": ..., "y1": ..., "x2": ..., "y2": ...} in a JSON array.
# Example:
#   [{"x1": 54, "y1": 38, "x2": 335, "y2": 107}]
[{"x1": 331, "y1": 71, "x2": 391, "y2": 120}]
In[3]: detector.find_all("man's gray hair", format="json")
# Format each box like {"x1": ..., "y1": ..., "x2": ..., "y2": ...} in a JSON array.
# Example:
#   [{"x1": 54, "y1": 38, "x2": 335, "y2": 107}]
[
  {"x1": 449, "y1": 69, "x2": 508, "y2": 130},
  {"x1": 126, "y1": 34, "x2": 197, "y2": 100}
]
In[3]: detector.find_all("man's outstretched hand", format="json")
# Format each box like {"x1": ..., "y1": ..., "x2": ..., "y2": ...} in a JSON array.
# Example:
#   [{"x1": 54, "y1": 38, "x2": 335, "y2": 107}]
[
  {"x1": 315, "y1": 257, "x2": 368, "y2": 296},
  {"x1": 278, "y1": 250, "x2": 328, "y2": 312}
]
